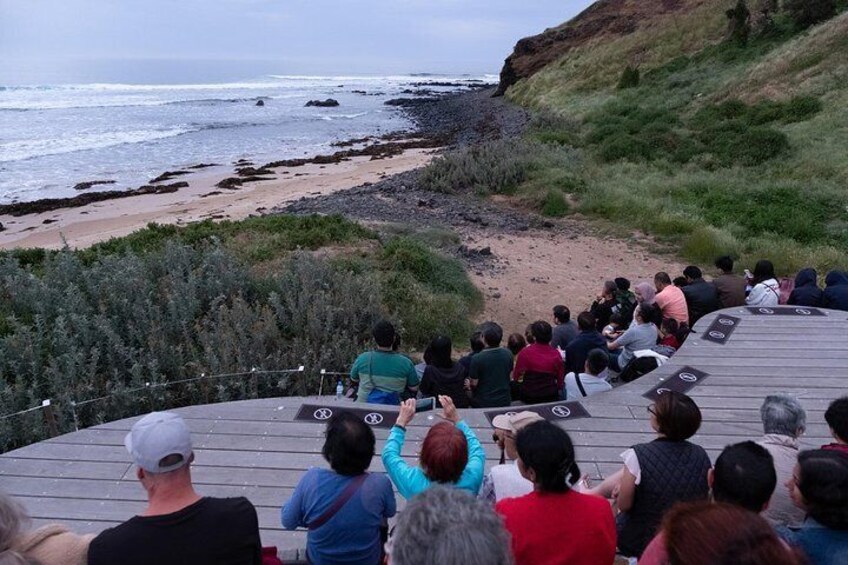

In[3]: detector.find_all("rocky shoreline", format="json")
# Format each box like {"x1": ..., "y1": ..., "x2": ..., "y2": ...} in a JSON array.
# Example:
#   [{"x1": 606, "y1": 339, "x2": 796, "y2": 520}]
[{"x1": 1, "y1": 86, "x2": 522, "y2": 219}]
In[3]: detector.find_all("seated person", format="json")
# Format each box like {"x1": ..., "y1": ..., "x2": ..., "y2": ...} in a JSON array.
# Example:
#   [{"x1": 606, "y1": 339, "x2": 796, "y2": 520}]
[
  {"x1": 601, "y1": 312, "x2": 625, "y2": 342},
  {"x1": 681, "y1": 266, "x2": 721, "y2": 325},
  {"x1": 563, "y1": 348, "x2": 611, "y2": 400},
  {"x1": 640, "y1": 441, "x2": 779, "y2": 565},
  {"x1": 564, "y1": 311, "x2": 606, "y2": 376},
  {"x1": 457, "y1": 331, "x2": 484, "y2": 373},
  {"x1": 746, "y1": 260, "x2": 781, "y2": 307},
  {"x1": 478, "y1": 411, "x2": 543, "y2": 503},
  {"x1": 387, "y1": 486, "x2": 512, "y2": 565},
  {"x1": 654, "y1": 272, "x2": 689, "y2": 325},
  {"x1": 823, "y1": 270, "x2": 848, "y2": 311},
  {"x1": 0, "y1": 491, "x2": 93, "y2": 565},
  {"x1": 607, "y1": 303, "x2": 659, "y2": 373},
  {"x1": 823, "y1": 396, "x2": 848, "y2": 456},
  {"x1": 282, "y1": 412, "x2": 396, "y2": 565},
  {"x1": 88, "y1": 412, "x2": 262, "y2": 565},
  {"x1": 350, "y1": 320, "x2": 419, "y2": 405},
  {"x1": 512, "y1": 321, "x2": 564, "y2": 404},
  {"x1": 469, "y1": 322, "x2": 513, "y2": 408},
  {"x1": 788, "y1": 268, "x2": 822, "y2": 307},
  {"x1": 661, "y1": 503, "x2": 803, "y2": 564},
  {"x1": 658, "y1": 318, "x2": 681, "y2": 350},
  {"x1": 712, "y1": 256, "x2": 748, "y2": 308},
  {"x1": 586, "y1": 392, "x2": 711, "y2": 558},
  {"x1": 382, "y1": 396, "x2": 484, "y2": 500},
  {"x1": 757, "y1": 394, "x2": 808, "y2": 528},
  {"x1": 612, "y1": 277, "x2": 638, "y2": 326},
  {"x1": 551, "y1": 305, "x2": 578, "y2": 350},
  {"x1": 496, "y1": 421, "x2": 616, "y2": 565},
  {"x1": 420, "y1": 335, "x2": 470, "y2": 408},
  {"x1": 778, "y1": 450, "x2": 848, "y2": 565},
  {"x1": 506, "y1": 333, "x2": 527, "y2": 357},
  {"x1": 590, "y1": 281, "x2": 618, "y2": 332}
]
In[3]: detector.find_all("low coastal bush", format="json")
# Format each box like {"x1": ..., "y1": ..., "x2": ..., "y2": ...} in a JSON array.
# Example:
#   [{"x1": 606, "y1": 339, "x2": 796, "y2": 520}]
[
  {"x1": 418, "y1": 139, "x2": 576, "y2": 196},
  {"x1": 0, "y1": 216, "x2": 479, "y2": 451}
]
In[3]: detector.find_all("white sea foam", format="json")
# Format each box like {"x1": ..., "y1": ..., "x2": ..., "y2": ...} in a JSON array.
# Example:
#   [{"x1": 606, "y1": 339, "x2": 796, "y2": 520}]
[{"x1": 0, "y1": 126, "x2": 197, "y2": 163}]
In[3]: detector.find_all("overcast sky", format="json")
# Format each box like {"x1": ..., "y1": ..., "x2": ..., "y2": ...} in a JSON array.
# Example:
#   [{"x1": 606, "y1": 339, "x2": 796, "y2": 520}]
[{"x1": 0, "y1": 0, "x2": 595, "y2": 79}]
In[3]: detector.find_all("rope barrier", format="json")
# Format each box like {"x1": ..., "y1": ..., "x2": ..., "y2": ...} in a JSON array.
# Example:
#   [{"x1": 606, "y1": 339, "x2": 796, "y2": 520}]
[{"x1": 0, "y1": 399, "x2": 51, "y2": 421}]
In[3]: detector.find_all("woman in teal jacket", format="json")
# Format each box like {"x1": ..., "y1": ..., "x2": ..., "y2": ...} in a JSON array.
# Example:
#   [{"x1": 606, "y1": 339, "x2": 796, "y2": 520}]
[{"x1": 382, "y1": 395, "x2": 485, "y2": 500}]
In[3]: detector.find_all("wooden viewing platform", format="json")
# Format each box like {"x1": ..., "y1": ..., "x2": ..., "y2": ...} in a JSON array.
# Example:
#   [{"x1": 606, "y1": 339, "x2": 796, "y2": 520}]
[{"x1": 1, "y1": 306, "x2": 846, "y2": 561}]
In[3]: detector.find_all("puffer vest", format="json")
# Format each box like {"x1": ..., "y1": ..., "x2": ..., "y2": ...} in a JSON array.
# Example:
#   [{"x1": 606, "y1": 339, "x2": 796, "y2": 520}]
[{"x1": 616, "y1": 438, "x2": 711, "y2": 557}]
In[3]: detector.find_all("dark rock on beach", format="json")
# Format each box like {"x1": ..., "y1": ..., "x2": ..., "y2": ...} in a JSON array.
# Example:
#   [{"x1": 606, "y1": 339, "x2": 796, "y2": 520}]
[
  {"x1": 0, "y1": 182, "x2": 188, "y2": 217},
  {"x1": 149, "y1": 170, "x2": 190, "y2": 183},
  {"x1": 188, "y1": 163, "x2": 219, "y2": 169},
  {"x1": 305, "y1": 99, "x2": 340, "y2": 107},
  {"x1": 255, "y1": 99, "x2": 265, "y2": 106},
  {"x1": 73, "y1": 180, "x2": 116, "y2": 191}
]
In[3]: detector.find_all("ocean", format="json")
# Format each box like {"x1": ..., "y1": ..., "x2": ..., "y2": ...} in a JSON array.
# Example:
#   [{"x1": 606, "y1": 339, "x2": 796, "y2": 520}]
[{"x1": 0, "y1": 71, "x2": 495, "y2": 204}]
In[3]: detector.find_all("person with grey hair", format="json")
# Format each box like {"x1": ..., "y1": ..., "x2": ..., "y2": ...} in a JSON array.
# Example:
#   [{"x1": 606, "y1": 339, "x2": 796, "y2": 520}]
[
  {"x1": 0, "y1": 490, "x2": 92, "y2": 565},
  {"x1": 757, "y1": 394, "x2": 807, "y2": 528},
  {"x1": 387, "y1": 486, "x2": 512, "y2": 565}
]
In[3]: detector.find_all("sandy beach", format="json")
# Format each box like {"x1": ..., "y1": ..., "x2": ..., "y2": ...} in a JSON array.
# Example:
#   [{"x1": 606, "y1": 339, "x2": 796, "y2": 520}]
[{"x1": 0, "y1": 148, "x2": 436, "y2": 250}]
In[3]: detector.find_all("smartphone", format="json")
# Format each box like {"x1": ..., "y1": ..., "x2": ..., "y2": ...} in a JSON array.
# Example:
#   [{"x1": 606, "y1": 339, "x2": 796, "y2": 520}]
[{"x1": 415, "y1": 397, "x2": 437, "y2": 413}]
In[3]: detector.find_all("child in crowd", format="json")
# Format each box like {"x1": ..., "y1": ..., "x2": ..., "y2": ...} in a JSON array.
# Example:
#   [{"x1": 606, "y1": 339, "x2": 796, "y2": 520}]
[
  {"x1": 659, "y1": 318, "x2": 681, "y2": 350},
  {"x1": 602, "y1": 313, "x2": 624, "y2": 342}
]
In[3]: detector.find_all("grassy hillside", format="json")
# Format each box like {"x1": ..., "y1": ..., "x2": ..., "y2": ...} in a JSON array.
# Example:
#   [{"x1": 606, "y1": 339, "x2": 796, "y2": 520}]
[{"x1": 499, "y1": 2, "x2": 848, "y2": 275}]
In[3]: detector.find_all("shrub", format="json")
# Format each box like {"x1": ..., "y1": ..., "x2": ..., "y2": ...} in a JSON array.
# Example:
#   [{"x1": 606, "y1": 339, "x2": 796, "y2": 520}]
[
  {"x1": 418, "y1": 139, "x2": 576, "y2": 195},
  {"x1": 784, "y1": 0, "x2": 837, "y2": 30},
  {"x1": 698, "y1": 121, "x2": 789, "y2": 166},
  {"x1": 541, "y1": 190, "x2": 569, "y2": 217},
  {"x1": 0, "y1": 223, "x2": 479, "y2": 451},
  {"x1": 617, "y1": 66, "x2": 641, "y2": 89},
  {"x1": 598, "y1": 134, "x2": 652, "y2": 162},
  {"x1": 725, "y1": 0, "x2": 752, "y2": 46}
]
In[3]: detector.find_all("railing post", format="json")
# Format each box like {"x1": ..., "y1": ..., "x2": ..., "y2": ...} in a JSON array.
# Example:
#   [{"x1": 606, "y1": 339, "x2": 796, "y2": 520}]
[{"x1": 41, "y1": 399, "x2": 59, "y2": 438}]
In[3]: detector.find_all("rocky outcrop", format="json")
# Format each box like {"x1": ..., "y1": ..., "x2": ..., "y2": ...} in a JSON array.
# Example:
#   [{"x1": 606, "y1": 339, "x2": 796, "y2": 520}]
[
  {"x1": 0, "y1": 182, "x2": 188, "y2": 217},
  {"x1": 495, "y1": 0, "x2": 710, "y2": 96},
  {"x1": 73, "y1": 180, "x2": 116, "y2": 191},
  {"x1": 255, "y1": 99, "x2": 265, "y2": 106},
  {"x1": 305, "y1": 99, "x2": 340, "y2": 107}
]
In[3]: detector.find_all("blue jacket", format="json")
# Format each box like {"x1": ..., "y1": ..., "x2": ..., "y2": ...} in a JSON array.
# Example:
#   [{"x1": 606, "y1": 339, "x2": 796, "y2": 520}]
[
  {"x1": 565, "y1": 330, "x2": 607, "y2": 376},
  {"x1": 788, "y1": 268, "x2": 822, "y2": 307},
  {"x1": 381, "y1": 420, "x2": 485, "y2": 500},
  {"x1": 823, "y1": 270, "x2": 848, "y2": 312},
  {"x1": 778, "y1": 518, "x2": 848, "y2": 565}
]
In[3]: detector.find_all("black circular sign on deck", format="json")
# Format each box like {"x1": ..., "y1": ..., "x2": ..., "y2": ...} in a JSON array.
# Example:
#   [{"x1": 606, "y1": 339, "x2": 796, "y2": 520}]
[
  {"x1": 702, "y1": 315, "x2": 741, "y2": 345},
  {"x1": 746, "y1": 307, "x2": 825, "y2": 317},
  {"x1": 314, "y1": 408, "x2": 333, "y2": 420},
  {"x1": 643, "y1": 366, "x2": 709, "y2": 401},
  {"x1": 364, "y1": 412, "x2": 384, "y2": 426}
]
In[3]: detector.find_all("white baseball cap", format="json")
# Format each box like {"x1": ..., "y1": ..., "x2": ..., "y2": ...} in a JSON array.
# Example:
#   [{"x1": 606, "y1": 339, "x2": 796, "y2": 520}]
[{"x1": 124, "y1": 411, "x2": 193, "y2": 473}]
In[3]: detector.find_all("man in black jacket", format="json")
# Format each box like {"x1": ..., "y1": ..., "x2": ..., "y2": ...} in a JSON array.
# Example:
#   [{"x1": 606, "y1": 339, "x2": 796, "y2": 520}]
[{"x1": 681, "y1": 266, "x2": 721, "y2": 326}]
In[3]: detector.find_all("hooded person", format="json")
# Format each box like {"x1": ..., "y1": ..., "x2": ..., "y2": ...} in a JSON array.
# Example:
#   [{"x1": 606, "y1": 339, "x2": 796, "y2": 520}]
[
  {"x1": 787, "y1": 269, "x2": 822, "y2": 307},
  {"x1": 822, "y1": 270, "x2": 848, "y2": 312}
]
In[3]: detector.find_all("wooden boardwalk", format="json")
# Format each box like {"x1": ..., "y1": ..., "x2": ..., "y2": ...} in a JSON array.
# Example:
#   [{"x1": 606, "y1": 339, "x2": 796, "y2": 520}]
[{"x1": 1, "y1": 306, "x2": 846, "y2": 561}]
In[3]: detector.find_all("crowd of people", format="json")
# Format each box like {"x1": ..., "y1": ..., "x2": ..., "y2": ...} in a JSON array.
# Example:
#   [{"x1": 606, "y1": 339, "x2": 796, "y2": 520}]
[
  {"x1": 1, "y1": 395, "x2": 845, "y2": 564},
  {"x1": 348, "y1": 258, "x2": 848, "y2": 410},
  {"x1": 2, "y1": 257, "x2": 848, "y2": 564}
]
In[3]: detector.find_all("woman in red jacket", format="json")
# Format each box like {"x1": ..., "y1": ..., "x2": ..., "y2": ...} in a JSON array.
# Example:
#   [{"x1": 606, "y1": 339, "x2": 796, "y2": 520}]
[{"x1": 495, "y1": 421, "x2": 616, "y2": 565}]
